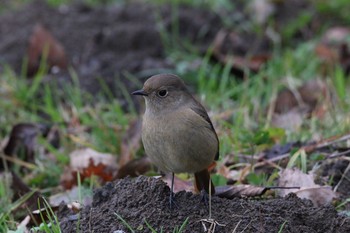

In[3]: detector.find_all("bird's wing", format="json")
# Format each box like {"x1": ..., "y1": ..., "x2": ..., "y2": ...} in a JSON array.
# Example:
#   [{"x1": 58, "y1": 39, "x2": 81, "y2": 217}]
[{"x1": 190, "y1": 100, "x2": 220, "y2": 161}]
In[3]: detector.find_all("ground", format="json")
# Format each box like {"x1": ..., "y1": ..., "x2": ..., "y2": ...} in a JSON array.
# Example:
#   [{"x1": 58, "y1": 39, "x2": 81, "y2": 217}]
[{"x1": 58, "y1": 176, "x2": 350, "y2": 233}]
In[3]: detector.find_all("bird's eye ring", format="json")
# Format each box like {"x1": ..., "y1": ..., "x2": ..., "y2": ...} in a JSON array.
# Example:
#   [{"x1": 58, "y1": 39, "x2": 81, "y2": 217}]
[{"x1": 157, "y1": 90, "x2": 168, "y2": 97}]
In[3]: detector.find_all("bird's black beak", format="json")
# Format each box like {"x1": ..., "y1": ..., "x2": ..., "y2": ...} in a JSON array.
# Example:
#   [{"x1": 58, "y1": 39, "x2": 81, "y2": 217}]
[{"x1": 132, "y1": 89, "x2": 148, "y2": 96}]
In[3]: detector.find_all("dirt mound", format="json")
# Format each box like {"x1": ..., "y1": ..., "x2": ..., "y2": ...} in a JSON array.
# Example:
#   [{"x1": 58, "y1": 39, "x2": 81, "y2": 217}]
[{"x1": 58, "y1": 176, "x2": 350, "y2": 233}]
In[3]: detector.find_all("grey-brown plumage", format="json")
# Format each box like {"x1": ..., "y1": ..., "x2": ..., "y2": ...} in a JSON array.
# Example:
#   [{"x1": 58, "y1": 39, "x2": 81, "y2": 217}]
[{"x1": 132, "y1": 74, "x2": 219, "y2": 206}]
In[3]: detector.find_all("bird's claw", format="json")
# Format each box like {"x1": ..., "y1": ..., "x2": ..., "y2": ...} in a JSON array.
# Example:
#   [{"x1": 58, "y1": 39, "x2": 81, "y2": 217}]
[{"x1": 169, "y1": 193, "x2": 179, "y2": 210}]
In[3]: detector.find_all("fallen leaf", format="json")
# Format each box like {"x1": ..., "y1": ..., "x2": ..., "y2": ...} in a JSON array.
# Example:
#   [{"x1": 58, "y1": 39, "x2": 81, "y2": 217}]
[
  {"x1": 31, "y1": 205, "x2": 60, "y2": 227},
  {"x1": 298, "y1": 79, "x2": 331, "y2": 113},
  {"x1": 315, "y1": 44, "x2": 338, "y2": 64},
  {"x1": 69, "y1": 148, "x2": 116, "y2": 170},
  {"x1": 217, "y1": 162, "x2": 241, "y2": 183},
  {"x1": 316, "y1": 27, "x2": 350, "y2": 75},
  {"x1": 278, "y1": 168, "x2": 337, "y2": 207},
  {"x1": 161, "y1": 174, "x2": 193, "y2": 193},
  {"x1": 271, "y1": 79, "x2": 332, "y2": 130},
  {"x1": 2, "y1": 123, "x2": 59, "y2": 171},
  {"x1": 9, "y1": 171, "x2": 46, "y2": 218},
  {"x1": 60, "y1": 148, "x2": 117, "y2": 189},
  {"x1": 17, "y1": 215, "x2": 30, "y2": 232},
  {"x1": 271, "y1": 109, "x2": 305, "y2": 131},
  {"x1": 60, "y1": 167, "x2": 76, "y2": 190},
  {"x1": 116, "y1": 156, "x2": 152, "y2": 179},
  {"x1": 212, "y1": 29, "x2": 271, "y2": 73},
  {"x1": 27, "y1": 24, "x2": 68, "y2": 76},
  {"x1": 321, "y1": 27, "x2": 350, "y2": 45},
  {"x1": 295, "y1": 187, "x2": 337, "y2": 207},
  {"x1": 49, "y1": 186, "x2": 92, "y2": 207},
  {"x1": 273, "y1": 79, "x2": 329, "y2": 115},
  {"x1": 248, "y1": 0, "x2": 275, "y2": 25},
  {"x1": 215, "y1": 185, "x2": 268, "y2": 198}
]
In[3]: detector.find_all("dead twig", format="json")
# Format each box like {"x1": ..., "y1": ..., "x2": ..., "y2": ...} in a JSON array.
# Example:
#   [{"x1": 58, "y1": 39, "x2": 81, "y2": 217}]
[
  {"x1": 231, "y1": 220, "x2": 242, "y2": 233},
  {"x1": 304, "y1": 133, "x2": 350, "y2": 153},
  {"x1": 334, "y1": 157, "x2": 350, "y2": 193},
  {"x1": 327, "y1": 149, "x2": 350, "y2": 159},
  {"x1": 200, "y1": 218, "x2": 226, "y2": 233},
  {"x1": 254, "y1": 132, "x2": 350, "y2": 168}
]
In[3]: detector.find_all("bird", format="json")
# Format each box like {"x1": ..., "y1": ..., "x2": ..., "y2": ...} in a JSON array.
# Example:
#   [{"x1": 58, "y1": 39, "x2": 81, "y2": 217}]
[{"x1": 132, "y1": 74, "x2": 219, "y2": 208}]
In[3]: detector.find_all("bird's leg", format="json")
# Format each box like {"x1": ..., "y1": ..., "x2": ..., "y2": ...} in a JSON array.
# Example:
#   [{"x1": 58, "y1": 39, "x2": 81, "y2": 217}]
[
  {"x1": 169, "y1": 172, "x2": 178, "y2": 209},
  {"x1": 199, "y1": 177, "x2": 212, "y2": 217},
  {"x1": 199, "y1": 189, "x2": 209, "y2": 205},
  {"x1": 200, "y1": 178, "x2": 226, "y2": 231},
  {"x1": 209, "y1": 176, "x2": 212, "y2": 219}
]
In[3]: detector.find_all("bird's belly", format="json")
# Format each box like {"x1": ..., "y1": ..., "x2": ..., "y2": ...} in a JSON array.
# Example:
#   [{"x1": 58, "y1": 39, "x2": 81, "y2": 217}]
[{"x1": 142, "y1": 116, "x2": 217, "y2": 173}]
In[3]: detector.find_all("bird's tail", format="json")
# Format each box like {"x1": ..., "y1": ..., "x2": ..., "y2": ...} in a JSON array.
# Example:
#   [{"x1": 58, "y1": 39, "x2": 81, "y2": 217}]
[{"x1": 194, "y1": 169, "x2": 215, "y2": 195}]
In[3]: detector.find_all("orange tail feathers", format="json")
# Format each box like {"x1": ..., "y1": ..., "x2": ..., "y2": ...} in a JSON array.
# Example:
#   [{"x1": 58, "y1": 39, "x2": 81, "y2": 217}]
[{"x1": 194, "y1": 169, "x2": 215, "y2": 195}]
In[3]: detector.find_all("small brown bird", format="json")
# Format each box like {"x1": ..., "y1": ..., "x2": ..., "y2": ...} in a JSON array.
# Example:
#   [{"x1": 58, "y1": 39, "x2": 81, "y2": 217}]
[{"x1": 132, "y1": 74, "x2": 219, "y2": 208}]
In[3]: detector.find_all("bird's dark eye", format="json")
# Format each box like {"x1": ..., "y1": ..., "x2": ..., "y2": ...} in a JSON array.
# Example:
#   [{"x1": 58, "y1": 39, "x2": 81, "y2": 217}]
[{"x1": 157, "y1": 89, "x2": 168, "y2": 97}]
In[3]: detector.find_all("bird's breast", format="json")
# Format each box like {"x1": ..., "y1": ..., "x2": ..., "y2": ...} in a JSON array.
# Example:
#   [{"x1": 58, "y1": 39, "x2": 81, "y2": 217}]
[{"x1": 141, "y1": 109, "x2": 217, "y2": 173}]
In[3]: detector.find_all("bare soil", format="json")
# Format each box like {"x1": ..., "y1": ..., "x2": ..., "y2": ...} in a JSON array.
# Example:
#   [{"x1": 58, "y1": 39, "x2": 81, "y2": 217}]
[{"x1": 58, "y1": 176, "x2": 350, "y2": 233}]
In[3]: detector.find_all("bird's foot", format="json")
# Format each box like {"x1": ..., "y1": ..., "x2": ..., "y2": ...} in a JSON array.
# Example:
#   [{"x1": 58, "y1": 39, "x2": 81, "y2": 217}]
[
  {"x1": 199, "y1": 189, "x2": 209, "y2": 206},
  {"x1": 169, "y1": 193, "x2": 179, "y2": 210}
]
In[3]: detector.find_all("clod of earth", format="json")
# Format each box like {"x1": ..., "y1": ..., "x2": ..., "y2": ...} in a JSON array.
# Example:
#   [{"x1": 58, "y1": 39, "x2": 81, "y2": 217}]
[{"x1": 58, "y1": 176, "x2": 350, "y2": 233}]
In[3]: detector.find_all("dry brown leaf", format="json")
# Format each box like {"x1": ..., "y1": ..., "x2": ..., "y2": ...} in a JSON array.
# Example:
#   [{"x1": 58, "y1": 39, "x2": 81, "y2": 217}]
[
  {"x1": 116, "y1": 156, "x2": 152, "y2": 179},
  {"x1": 161, "y1": 174, "x2": 193, "y2": 193},
  {"x1": 81, "y1": 158, "x2": 116, "y2": 181},
  {"x1": 212, "y1": 29, "x2": 271, "y2": 73},
  {"x1": 321, "y1": 27, "x2": 350, "y2": 45},
  {"x1": 60, "y1": 148, "x2": 117, "y2": 189},
  {"x1": 69, "y1": 148, "x2": 116, "y2": 170},
  {"x1": 18, "y1": 216, "x2": 30, "y2": 231},
  {"x1": 316, "y1": 27, "x2": 350, "y2": 75},
  {"x1": 217, "y1": 163, "x2": 241, "y2": 184},
  {"x1": 274, "y1": 79, "x2": 329, "y2": 115},
  {"x1": 60, "y1": 166, "x2": 76, "y2": 190},
  {"x1": 215, "y1": 185, "x2": 268, "y2": 198},
  {"x1": 49, "y1": 186, "x2": 92, "y2": 207},
  {"x1": 27, "y1": 24, "x2": 68, "y2": 76},
  {"x1": 271, "y1": 79, "x2": 332, "y2": 130},
  {"x1": 248, "y1": 0, "x2": 275, "y2": 24},
  {"x1": 278, "y1": 168, "x2": 337, "y2": 207},
  {"x1": 299, "y1": 79, "x2": 331, "y2": 114},
  {"x1": 31, "y1": 205, "x2": 60, "y2": 226},
  {"x1": 295, "y1": 187, "x2": 337, "y2": 207},
  {"x1": 2, "y1": 123, "x2": 59, "y2": 171},
  {"x1": 271, "y1": 109, "x2": 305, "y2": 131},
  {"x1": 315, "y1": 44, "x2": 338, "y2": 64},
  {"x1": 8, "y1": 171, "x2": 46, "y2": 221}
]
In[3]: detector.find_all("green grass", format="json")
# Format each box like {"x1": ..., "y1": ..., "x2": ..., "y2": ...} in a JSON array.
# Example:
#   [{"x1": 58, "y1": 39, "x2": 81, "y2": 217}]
[
  {"x1": 314, "y1": 0, "x2": 350, "y2": 24},
  {"x1": 278, "y1": 221, "x2": 288, "y2": 233},
  {"x1": 115, "y1": 213, "x2": 189, "y2": 233},
  {"x1": 1, "y1": 57, "x2": 136, "y2": 231},
  {"x1": 0, "y1": 186, "x2": 37, "y2": 232},
  {"x1": 30, "y1": 198, "x2": 61, "y2": 233}
]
